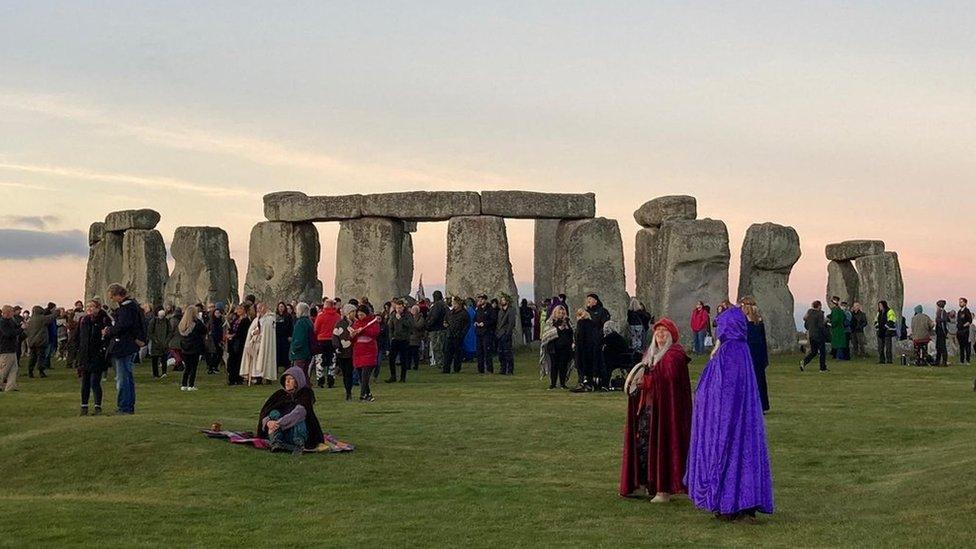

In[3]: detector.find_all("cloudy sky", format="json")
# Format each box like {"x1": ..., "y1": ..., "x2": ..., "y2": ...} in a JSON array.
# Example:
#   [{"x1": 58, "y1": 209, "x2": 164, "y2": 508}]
[{"x1": 1, "y1": 2, "x2": 973, "y2": 319}]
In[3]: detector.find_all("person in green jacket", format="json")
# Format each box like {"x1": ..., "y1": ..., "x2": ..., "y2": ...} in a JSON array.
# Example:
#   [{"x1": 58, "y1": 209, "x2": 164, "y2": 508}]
[
  {"x1": 828, "y1": 297, "x2": 849, "y2": 360},
  {"x1": 289, "y1": 302, "x2": 315, "y2": 381}
]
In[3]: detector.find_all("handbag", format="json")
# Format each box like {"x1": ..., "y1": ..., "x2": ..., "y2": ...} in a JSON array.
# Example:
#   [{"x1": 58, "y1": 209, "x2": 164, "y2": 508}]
[{"x1": 704, "y1": 335, "x2": 714, "y2": 347}]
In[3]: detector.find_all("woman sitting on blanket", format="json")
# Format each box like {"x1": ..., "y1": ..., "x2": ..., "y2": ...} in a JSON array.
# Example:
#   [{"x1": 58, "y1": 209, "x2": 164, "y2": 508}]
[{"x1": 257, "y1": 365, "x2": 325, "y2": 453}]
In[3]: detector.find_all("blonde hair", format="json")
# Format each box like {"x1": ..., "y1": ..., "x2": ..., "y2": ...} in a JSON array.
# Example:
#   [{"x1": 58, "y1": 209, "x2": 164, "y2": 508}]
[
  {"x1": 179, "y1": 305, "x2": 198, "y2": 336},
  {"x1": 740, "y1": 296, "x2": 762, "y2": 323}
]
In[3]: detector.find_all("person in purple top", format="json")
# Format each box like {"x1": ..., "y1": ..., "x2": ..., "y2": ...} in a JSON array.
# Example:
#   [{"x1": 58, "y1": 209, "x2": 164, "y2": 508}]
[{"x1": 684, "y1": 306, "x2": 774, "y2": 522}]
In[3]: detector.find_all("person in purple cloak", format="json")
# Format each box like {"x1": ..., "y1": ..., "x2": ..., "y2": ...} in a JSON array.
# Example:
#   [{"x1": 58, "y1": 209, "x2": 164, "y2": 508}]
[{"x1": 684, "y1": 305, "x2": 774, "y2": 522}]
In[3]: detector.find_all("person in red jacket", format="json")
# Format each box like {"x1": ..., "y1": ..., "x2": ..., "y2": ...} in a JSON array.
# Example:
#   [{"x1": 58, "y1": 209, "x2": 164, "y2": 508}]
[
  {"x1": 350, "y1": 304, "x2": 380, "y2": 402},
  {"x1": 690, "y1": 301, "x2": 710, "y2": 354},
  {"x1": 313, "y1": 299, "x2": 341, "y2": 388}
]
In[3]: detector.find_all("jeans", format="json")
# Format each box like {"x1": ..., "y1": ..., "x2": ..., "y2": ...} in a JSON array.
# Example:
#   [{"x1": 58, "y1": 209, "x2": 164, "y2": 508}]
[
  {"x1": 429, "y1": 330, "x2": 445, "y2": 367},
  {"x1": 802, "y1": 340, "x2": 828, "y2": 371},
  {"x1": 27, "y1": 345, "x2": 47, "y2": 376},
  {"x1": 476, "y1": 334, "x2": 493, "y2": 373},
  {"x1": 113, "y1": 354, "x2": 136, "y2": 413},
  {"x1": 407, "y1": 345, "x2": 421, "y2": 371},
  {"x1": 151, "y1": 355, "x2": 167, "y2": 377},
  {"x1": 267, "y1": 410, "x2": 308, "y2": 451},
  {"x1": 549, "y1": 347, "x2": 571, "y2": 388},
  {"x1": 182, "y1": 353, "x2": 200, "y2": 388},
  {"x1": 358, "y1": 366, "x2": 373, "y2": 398},
  {"x1": 693, "y1": 330, "x2": 706, "y2": 354},
  {"x1": 496, "y1": 335, "x2": 514, "y2": 375},
  {"x1": 443, "y1": 338, "x2": 464, "y2": 373},
  {"x1": 81, "y1": 368, "x2": 103, "y2": 407},
  {"x1": 629, "y1": 325, "x2": 645, "y2": 353},
  {"x1": 851, "y1": 332, "x2": 866, "y2": 357},
  {"x1": 877, "y1": 336, "x2": 894, "y2": 364},
  {"x1": 958, "y1": 332, "x2": 972, "y2": 363},
  {"x1": 522, "y1": 324, "x2": 533, "y2": 345},
  {"x1": 337, "y1": 356, "x2": 354, "y2": 398},
  {"x1": 388, "y1": 339, "x2": 410, "y2": 381}
]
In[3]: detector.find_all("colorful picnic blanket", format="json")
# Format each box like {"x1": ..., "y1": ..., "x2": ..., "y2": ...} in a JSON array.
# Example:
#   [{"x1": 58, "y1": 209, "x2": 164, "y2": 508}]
[{"x1": 201, "y1": 430, "x2": 355, "y2": 453}]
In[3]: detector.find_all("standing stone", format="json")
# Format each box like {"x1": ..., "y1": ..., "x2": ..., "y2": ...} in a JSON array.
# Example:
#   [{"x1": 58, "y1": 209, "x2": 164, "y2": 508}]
[
  {"x1": 646, "y1": 219, "x2": 730, "y2": 347},
  {"x1": 855, "y1": 252, "x2": 904, "y2": 350},
  {"x1": 244, "y1": 222, "x2": 322, "y2": 305},
  {"x1": 104, "y1": 209, "x2": 161, "y2": 232},
  {"x1": 634, "y1": 227, "x2": 660, "y2": 313},
  {"x1": 163, "y1": 227, "x2": 236, "y2": 307},
  {"x1": 552, "y1": 218, "x2": 628, "y2": 334},
  {"x1": 398, "y1": 232, "x2": 415, "y2": 297},
  {"x1": 826, "y1": 260, "x2": 859, "y2": 306},
  {"x1": 445, "y1": 216, "x2": 522, "y2": 343},
  {"x1": 84, "y1": 231, "x2": 123, "y2": 301},
  {"x1": 228, "y1": 259, "x2": 240, "y2": 306},
  {"x1": 533, "y1": 219, "x2": 560, "y2": 303},
  {"x1": 334, "y1": 218, "x2": 409, "y2": 301},
  {"x1": 737, "y1": 223, "x2": 801, "y2": 353},
  {"x1": 121, "y1": 229, "x2": 169, "y2": 308}
]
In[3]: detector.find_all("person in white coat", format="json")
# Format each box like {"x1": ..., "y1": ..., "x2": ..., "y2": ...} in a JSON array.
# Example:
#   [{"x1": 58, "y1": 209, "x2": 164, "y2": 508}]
[{"x1": 240, "y1": 302, "x2": 277, "y2": 385}]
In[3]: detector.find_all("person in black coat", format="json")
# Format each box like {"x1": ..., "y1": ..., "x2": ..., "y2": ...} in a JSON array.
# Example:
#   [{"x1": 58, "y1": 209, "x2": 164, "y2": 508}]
[
  {"x1": 104, "y1": 284, "x2": 144, "y2": 414},
  {"x1": 274, "y1": 302, "x2": 294, "y2": 373},
  {"x1": 178, "y1": 305, "x2": 208, "y2": 391},
  {"x1": 519, "y1": 299, "x2": 534, "y2": 344},
  {"x1": 573, "y1": 309, "x2": 603, "y2": 391},
  {"x1": 741, "y1": 297, "x2": 770, "y2": 412},
  {"x1": 443, "y1": 297, "x2": 470, "y2": 374},
  {"x1": 76, "y1": 300, "x2": 111, "y2": 415},
  {"x1": 226, "y1": 304, "x2": 251, "y2": 385},
  {"x1": 473, "y1": 295, "x2": 496, "y2": 374}
]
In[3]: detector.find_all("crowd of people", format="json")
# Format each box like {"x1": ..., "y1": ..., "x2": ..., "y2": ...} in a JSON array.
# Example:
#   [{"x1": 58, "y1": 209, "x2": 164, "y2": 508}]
[{"x1": 800, "y1": 297, "x2": 976, "y2": 371}]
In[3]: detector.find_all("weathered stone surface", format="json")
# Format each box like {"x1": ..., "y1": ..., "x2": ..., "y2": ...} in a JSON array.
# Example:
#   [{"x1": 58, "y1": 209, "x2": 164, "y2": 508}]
[
  {"x1": 403, "y1": 221, "x2": 418, "y2": 233},
  {"x1": 645, "y1": 219, "x2": 730, "y2": 346},
  {"x1": 634, "y1": 227, "x2": 659, "y2": 313},
  {"x1": 445, "y1": 215, "x2": 522, "y2": 342},
  {"x1": 334, "y1": 218, "x2": 410, "y2": 301},
  {"x1": 361, "y1": 192, "x2": 481, "y2": 221},
  {"x1": 84, "y1": 231, "x2": 123, "y2": 301},
  {"x1": 104, "y1": 209, "x2": 161, "y2": 232},
  {"x1": 228, "y1": 259, "x2": 240, "y2": 305},
  {"x1": 121, "y1": 229, "x2": 169, "y2": 307},
  {"x1": 737, "y1": 223, "x2": 801, "y2": 353},
  {"x1": 480, "y1": 191, "x2": 595, "y2": 219},
  {"x1": 553, "y1": 218, "x2": 628, "y2": 335},
  {"x1": 398, "y1": 232, "x2": 415, "y2": 297},
  {"x1": 88, "y1": 222, "x2": 105, "y2": 246},
  {"x1": 825, "y1": 240, "x2": 885, "y2": 262},
  {"x1": 633, "y1": 196, "x2": 697, "y2": 228},
  {"x1": 855, "y1": 252, "x2": 904, "y2": 350},
  {"x1": 533, "y1": 219, "x2": 560, "y2": 302},
  {"x1": 163, "y1": 227, "x2": 236, "y2": 307},
  {"x1": 263, "y1": 191, "x2": 363, "y2": 222},
  {"x1": 826, "y1": 260, "x2": 859, "y2": 306},
  {"x1": 244, "y1": 222, "x2": 322, "y2": 305}
]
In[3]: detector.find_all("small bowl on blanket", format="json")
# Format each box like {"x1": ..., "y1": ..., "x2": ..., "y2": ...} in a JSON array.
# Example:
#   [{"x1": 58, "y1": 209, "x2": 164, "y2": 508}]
[{"x1": 211, "y1": 421, "x2": 222, "y2": 432}]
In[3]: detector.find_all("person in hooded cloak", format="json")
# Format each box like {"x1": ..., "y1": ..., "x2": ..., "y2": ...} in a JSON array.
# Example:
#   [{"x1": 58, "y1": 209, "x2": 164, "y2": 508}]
[
  {"x1": 685, "y1": 306, "x2": 774, "y2": 521},
  {"x1": 619, "y1": 318, "x2": 692, "y2": 502},
  {"x1": 257, "y1": 365, "x2": 325, "y2": 452}
]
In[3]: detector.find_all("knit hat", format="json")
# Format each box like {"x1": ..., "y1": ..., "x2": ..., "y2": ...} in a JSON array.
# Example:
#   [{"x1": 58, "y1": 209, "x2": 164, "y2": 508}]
[
  {"x1": 914, "y1": 305, "x2": 924, "y2": 315},
  {"x1": 652, "y1": 318, "x2": 680, "y2": 343}
]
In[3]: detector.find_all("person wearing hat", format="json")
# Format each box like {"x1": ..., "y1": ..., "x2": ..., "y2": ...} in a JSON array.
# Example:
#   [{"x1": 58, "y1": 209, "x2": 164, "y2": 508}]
[
  {"x1": 934, "y1": 300, "x2": 949, "y2": 366},
  {"x1": 620, "y1": 318, "x2": 693, "y2": 502}
]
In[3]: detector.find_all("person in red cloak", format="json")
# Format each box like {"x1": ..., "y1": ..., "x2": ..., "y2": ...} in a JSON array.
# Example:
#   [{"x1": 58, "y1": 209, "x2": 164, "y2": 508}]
[{"x1": 619, "y1": 317, "x2": 693, "y2": 502}]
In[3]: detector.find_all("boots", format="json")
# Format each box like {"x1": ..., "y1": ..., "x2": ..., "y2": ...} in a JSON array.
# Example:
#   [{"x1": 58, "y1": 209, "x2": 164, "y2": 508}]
[{"x1": 80, "y1": 406, "x2": 88, "y2": 416}]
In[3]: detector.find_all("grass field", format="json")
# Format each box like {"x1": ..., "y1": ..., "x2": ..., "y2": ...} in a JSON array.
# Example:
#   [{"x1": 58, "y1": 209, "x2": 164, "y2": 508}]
[{"x1": 1, "y1": 349, "x2": 975, "y2": 548}]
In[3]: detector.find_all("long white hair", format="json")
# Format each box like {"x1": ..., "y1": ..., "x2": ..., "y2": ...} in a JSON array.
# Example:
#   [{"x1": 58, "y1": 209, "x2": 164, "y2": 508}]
[{"x1": 643, "y1": 331, "x2": 674, "y2": 367}]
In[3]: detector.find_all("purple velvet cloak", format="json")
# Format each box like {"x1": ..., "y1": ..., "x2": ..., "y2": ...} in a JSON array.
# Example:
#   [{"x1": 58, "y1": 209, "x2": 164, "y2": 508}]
[{"x1": 684, "y1": 307, "x2": 774, "y2": 515}]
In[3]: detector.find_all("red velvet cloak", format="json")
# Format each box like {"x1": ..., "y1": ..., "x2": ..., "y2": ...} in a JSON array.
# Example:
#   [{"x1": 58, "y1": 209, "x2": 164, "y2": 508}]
[{"x1": 619, "y1": 343, "x2": 693, "y2": 496}]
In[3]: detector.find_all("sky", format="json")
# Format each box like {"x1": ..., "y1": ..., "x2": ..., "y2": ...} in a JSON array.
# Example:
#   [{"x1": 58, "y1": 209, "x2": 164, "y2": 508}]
[{"x1": 0, "y1": 1, "x2": 973, "y2": 323}]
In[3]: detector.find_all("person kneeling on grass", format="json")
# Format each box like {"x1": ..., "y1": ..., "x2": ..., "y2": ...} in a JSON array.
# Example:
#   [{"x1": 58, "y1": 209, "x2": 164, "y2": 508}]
[{"x1": 257, "y1": 366, "x2": 324, "y2": 453}]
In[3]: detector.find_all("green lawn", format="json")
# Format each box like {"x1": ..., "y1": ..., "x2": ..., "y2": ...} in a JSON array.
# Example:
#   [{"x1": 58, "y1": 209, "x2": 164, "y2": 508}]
[{"x1": 1, "y1": 349, "x2": 974, "y2": 548}]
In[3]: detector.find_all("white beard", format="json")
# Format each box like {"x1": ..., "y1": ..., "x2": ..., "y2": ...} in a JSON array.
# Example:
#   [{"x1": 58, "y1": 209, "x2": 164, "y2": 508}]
[{"x1": 643, "y1": 333, "x2": 674, "y2": 367}]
